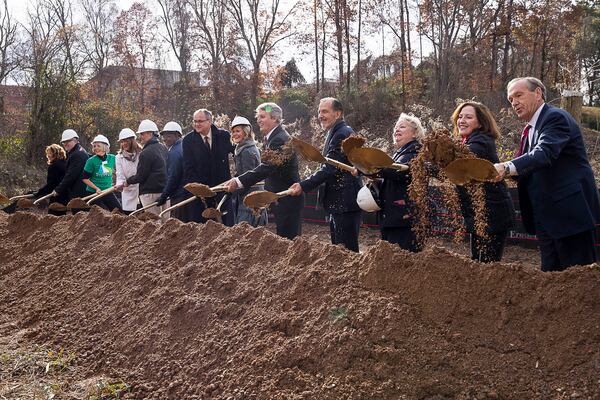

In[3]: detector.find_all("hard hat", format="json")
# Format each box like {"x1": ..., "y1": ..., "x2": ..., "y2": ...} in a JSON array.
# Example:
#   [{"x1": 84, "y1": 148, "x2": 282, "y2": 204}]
[
  {"x1": 61, "y1": 129, "x2": 79, "y2": 142},
  {"x1": 161, "y1": 121, "x2": 182, "y2": 135},
  {"x1": 356, "y1": 185, "x2": 381, "y2": 212},
  {"x1": 136, "y1": 119, "x2": 158, "y2": 134},
  {"x1": 92, "y1": 134, "x2": 110, "y2": 146},
  {"x1": 231, "y1": 116, "x2": 251, "y2": 128},
  {"x1": 118, "y1": 128, "x2": 136, "y2": 141}
]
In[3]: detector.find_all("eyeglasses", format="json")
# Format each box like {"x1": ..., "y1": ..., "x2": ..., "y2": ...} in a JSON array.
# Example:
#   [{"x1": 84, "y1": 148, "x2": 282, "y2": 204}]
[{"x1": 193, "y1": 119, "x2": 209, "y2": 123}]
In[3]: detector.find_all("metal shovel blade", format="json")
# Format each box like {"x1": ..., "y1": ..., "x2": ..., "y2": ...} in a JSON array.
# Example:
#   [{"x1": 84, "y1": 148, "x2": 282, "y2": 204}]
[
  {"x1": 291, "y1": 137, "x2": 326, "y2": 163},
  {"x1": 202, "y1": 208, "x2": 221, "y2": 219},
  {"x1": 0, "y1": 193, "x2": 10, "y2": 205},
  {"x1": 184, "y1": 182, "x2": 217, "y2": 198},
  {"x1": 243, "y1": 190, "x2": 280, "y2": 210},
  {"x1": 348, "y1": 147, "x2": 409, "y2": 174},
  {"x1": 342, "y1": 136, "x2": 366, "y2": 156},
  {"x1": 443, "y1": 157, "x2": 499, "y2": 185}
]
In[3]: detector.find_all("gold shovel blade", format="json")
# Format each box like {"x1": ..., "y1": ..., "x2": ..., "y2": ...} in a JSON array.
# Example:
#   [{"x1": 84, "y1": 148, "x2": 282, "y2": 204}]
[
  {"x1": 347, "y1": 147, "x2": 393, "y2": 174},
  {"x1": 443, "y1": 158, "x2": 499, "y2": 185},
  {"x1": 342, "y1": 135, "x2": 366, "y2": 156},
  {"x1": 243, "y1": 190, "x2": 280, "y2": 210},
  {"x1": 48, "y1": 202, "x2": 67, "y2": 212},
  {"x1": 0, "y1": 193, "x2": 10, "y2": 205},
  {"x1": 67, "y1": 198, "x2": 90, "y2": 210},
  {"x1": 202, "y1": 208, "x2": 222, "y2": 219},
  {"x1": 184, "y1": 182, "x2": 216, "y2": 198},
  {"x1": 16, "y1": 198, "x2": 35, "y2": 209},
  {"x1": 290, "y1": 137, "x2": 326, "y2": 163}
]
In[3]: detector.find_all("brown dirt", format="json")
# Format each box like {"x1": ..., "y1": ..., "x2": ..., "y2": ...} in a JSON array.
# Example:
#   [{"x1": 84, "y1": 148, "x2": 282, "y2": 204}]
[{"x1": 1, "y1": 208, "x2": 600, "y2": 399}]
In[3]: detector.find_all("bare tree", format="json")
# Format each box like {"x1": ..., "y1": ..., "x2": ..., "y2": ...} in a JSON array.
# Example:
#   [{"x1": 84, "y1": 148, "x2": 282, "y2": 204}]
[
  {"x1": 0, "y1": 0, "x2": 18, "y2": 84},
  {"x1": 226, "y1": 0, "x2": 298, "y2": 110},
  {"x1": 80, "y1": 0, "x2": 117, "y2": 77},
  {"x1": 157, "y1": 0, "x2": 192, "y2": 75}
]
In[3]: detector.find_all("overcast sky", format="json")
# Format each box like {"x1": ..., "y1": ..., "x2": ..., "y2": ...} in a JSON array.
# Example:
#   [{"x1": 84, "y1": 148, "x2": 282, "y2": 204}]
[{"x1": 6, "y1": 0, "x2": 423, "y2": 83}]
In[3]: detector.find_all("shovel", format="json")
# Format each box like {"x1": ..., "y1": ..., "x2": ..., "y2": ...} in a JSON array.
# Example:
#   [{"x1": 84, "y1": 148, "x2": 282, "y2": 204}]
[
  {"x1": 0, "y1": 193, "x2": 12, "y2": 205},
  {"x1": 86, "y1": 186, "x2": 117, "y2": 205},
  {"x1": 48, "y1": 202, "x2": 68, "y2": 212},
  {"x1": 243, "y1": 189, "x2": 294, "y2": 211},
  {"x1": 202, "y1": 193, "x2": 229, "y2": 221},
  {"x1": 9, "y1": 194, "x2": 34, "y2": 202},
  {"x1": 16, "y1": 197, "x2": 36, "y2": 209},
  {"x1": 130, "y1": 202, "x2": 159, "y2": 217},
  {"x1": 66, "y1": 192, "x2": 98, "y2": 210},
  {"x1": 347, "y1": 147, "x2": 409, "y2": 174},
  {"x1": 341, "y1": 135, "x2": 366, "y2": 156},
  {"x1": 442, "y1": 157, "x2": 499, "y2": 185},
  {"x1": 33, "y1": 192, "x2": 54, "y2": 206},
  {"x1": 291, "y1": 137, "x2": 356, "y2": 173},
  {"x1": 159, "y1": 181, "x2": 228, "y2": 217}
]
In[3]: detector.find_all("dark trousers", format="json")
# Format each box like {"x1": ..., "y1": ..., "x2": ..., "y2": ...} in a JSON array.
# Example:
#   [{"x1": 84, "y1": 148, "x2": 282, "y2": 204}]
[
  {"x1": 470, "y1": 231, "x2": 508, "y2": 263},
  {"x1": 536, "y1": 227, "x2": 597, "y2": 271},
  {"x1": 381, "y1": 226, "x2": 421, "y2": 253},
  {"x1": 273, "y1": 194, "x2": 304, "y2": 240},
  {"x1": 329, "y1": 211, "x2": 362, "y2": 252},
  {"x1": 90, "y1": 193, "x2": 122, "y2": 212}
]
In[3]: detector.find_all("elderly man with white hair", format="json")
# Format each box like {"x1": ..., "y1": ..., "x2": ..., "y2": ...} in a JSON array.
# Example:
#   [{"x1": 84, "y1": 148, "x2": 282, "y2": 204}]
[{"x1": 124, "y1": 119, "x2": 168, "y2": 217}]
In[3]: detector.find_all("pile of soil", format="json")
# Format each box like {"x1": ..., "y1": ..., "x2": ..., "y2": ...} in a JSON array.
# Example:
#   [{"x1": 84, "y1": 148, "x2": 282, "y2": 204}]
[{"x1": 1, "y1": 208, "x2": 600, "y2": 399}]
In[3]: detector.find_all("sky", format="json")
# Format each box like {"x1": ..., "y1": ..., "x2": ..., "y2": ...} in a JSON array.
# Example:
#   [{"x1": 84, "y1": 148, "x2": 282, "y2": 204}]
[{"x1": 5, "y1": 0, "x2": 425, "y2": 83}]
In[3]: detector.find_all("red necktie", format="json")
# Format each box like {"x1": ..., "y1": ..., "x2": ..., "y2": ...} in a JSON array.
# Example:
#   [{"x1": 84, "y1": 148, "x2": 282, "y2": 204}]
[{"x1": 516, "y1": 124, "x2": 531, "y2": 157}]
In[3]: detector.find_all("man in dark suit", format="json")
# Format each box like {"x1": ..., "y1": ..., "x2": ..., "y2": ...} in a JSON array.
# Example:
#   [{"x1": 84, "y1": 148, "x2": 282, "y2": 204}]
[
  {"x1": 289, "y1": 97, "x2": 363, "y2": 252},
  {"x1": 223, "y1": 102, "x2": 304, "y2": 239},
  {"x1": 182, "y1": 108, "x2": 234, "y2": 224},
  {"x1": 494, "y1": 77, "x2": 600, "y2": 271}
]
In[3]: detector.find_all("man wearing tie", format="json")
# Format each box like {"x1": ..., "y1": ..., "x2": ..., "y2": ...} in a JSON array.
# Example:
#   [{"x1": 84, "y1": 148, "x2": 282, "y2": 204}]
[
  {"x1": 182, "y1": 108, "x2": 234, "y2": 224},
  {"x1": 289, "y1": 97, "x2": 363, "y2": 252},
  {"x1": 223, "y1": 102, "x2": 304, "y2": 239},
  {"x1": 494, "y1": 77, "x2": 600, "y2": 271}
]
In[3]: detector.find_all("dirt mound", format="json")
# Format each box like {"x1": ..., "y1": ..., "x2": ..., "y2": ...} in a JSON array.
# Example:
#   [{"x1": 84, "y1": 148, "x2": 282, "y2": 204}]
[{"x1": 1, "y1": 208, "x2": 600, "y2": 399}]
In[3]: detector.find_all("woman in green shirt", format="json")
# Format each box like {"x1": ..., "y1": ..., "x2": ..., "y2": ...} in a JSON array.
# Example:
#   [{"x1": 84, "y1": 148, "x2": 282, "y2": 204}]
[{"x1": 82, "y1": 134, "x2": 121, "y2": 211}]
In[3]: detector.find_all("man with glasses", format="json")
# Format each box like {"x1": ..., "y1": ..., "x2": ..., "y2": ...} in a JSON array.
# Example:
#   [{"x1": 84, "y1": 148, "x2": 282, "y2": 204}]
[
  {"x1": 182, "y1": 108, "x2": 235, "y2": 224},
  {"x1": 50, "y1": 129, "x2": 89, "y2": 206}
]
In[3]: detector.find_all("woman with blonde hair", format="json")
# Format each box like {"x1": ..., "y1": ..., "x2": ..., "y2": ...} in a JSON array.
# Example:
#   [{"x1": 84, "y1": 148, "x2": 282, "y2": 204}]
[
  {"x1": 33, "y1": 144, "x2": 68, "y2": 214},
  {"x1": 370, "y1": 113, "x2": 424, "y2": 252},
  {"x1": 451, "y1": 101, "x2": 514, "y2": 262},
  {"x1": 230, "y1": 116, "x2": 267, "y2": 226}
]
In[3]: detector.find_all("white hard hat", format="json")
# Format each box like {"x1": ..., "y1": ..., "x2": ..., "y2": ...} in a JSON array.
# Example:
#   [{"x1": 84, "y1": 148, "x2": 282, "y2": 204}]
[
  {"x1": 231, "y1": 116, "x2": 251, "y2": 128},
  {"x1": 118, "y1": 128, "x2": 136, "y2": 141},
  {"x1": 357, "y1": 185, "x2": 381, "y2": 212},
  {"x1": 161, "y1": 121, "x2": 182, "y2": 135},
  {"x1": 92, "y1": 134, "x2": 110, "y2": 146},
  {"x1": 61, "y1": 129, "x2": 79, "y2": 142},
  {"x1": 136, "y1": 119, "x2": 158, "y2": 134}
]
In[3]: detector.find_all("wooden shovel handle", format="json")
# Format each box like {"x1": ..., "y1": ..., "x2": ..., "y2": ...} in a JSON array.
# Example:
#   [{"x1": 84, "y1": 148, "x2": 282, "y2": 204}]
[
  {"x1": 276, "y1": 189, "x2": 295, "y2": 197},
  {"x1": 159, "y1": 196, "x2": 196, "y2": 217},
  {"x1": 87, "y1": 186, "x2": 117, "y2": 205},
  {"x1": 389, "y1": 163, "x2": 409, "y2": 172},
  {"x1": 9, "y1": 194, "x2": 34, "y2": 201},
  {"x1": 130, "y1": 201, "x2": 159, "y2": 216},
  {"x1": 33, "y1": 193, "x2": 54, "y2": 205},
  {"x1": 324, "y1": 157, "x2": 357, "y2": 173}
]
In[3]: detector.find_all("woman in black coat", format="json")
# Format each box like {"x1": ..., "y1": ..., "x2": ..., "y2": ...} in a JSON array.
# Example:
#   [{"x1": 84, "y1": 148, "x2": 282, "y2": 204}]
[
  {"x1": 452, "y1": 101, "x2": 515, "y2": 262},
  {"x1": 375, "y1": 113, "x2": 425, "y2": 252},
  {"x1": 36, "y1": 144, "x2": 68, "y2": 214}
]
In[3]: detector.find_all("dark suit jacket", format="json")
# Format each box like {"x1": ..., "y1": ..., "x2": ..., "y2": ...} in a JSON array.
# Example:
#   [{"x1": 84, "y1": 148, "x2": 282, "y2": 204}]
[
  {"x1": 512, "y1": 104, "x2": 600, "y2": 238},
  {"x1": 54, "y1": 143, "x2": 88, "y2": 201},
  {"x1": 299, "y1": 119, "x2": 363, "y2": 214},
  {"x1": 127, "y1": 137, "x2": 168, "y2": 194},
  {"x1": 36, "y1": 159, "x2": 67, "y2": 204},
  {"x1": 161, "y1": 139, "x2": 186, "y2": 200},
  {"x1": 458, "y1": 130, "x2": 514, "y2": 234},
  {"x1": 377, "y1": 140, "x2": 420, "y2": 228},
  {"x1": 238, "y1": 125, "x2": 301, "y2": 192},
  {"x1": 182, "y1": 125, "x2": 235, "y2": 223}
]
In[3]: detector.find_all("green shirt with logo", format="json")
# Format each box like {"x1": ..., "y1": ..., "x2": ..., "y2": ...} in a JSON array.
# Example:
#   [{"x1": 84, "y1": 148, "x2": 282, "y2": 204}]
[{"x1": 84, "y1": 154, "x2": 116, "y2": 192}]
